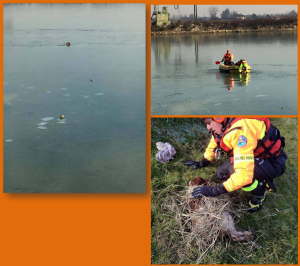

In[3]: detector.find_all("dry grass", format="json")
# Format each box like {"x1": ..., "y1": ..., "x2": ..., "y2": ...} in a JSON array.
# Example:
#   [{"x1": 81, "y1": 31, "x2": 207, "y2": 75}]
[{"x1": 152, "y1": 181, "x2": 256, "y2": 264}]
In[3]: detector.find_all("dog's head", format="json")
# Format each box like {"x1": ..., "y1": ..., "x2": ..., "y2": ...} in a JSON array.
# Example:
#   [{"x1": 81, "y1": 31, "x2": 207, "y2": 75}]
[
  {"x1": 188, "y1": 176, "x2": 209, "y2": 211},
  {"x1": 189, "y1": 176, "x2": 209, "y2": 187}
]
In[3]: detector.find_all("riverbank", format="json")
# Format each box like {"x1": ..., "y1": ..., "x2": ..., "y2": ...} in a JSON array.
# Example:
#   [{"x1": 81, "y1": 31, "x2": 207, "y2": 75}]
[
  {"x1": 151, "y1": 118, "x2": 298, "y2": 264},
  {"x1": 152, "y1": 17, "x2": 297, "y2": 35}
]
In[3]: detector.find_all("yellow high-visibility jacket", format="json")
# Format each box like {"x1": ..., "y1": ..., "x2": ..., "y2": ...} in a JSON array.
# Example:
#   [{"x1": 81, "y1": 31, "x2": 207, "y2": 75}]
[
  {"x1": 204, "y1": 119, "x2": 267, "y2": 192},
  {"x1": 239, "y1": 61, "x2": 249, "y2": 72}
]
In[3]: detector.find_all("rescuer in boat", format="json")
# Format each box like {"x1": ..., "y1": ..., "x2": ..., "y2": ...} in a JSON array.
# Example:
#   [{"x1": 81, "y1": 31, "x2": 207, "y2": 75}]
[
  {"x1": 221, "y1": 49, "x2": 234, "y2": 65},
  {"x1": 184, "y1": 118, "x2": 287, "y2": 212}
]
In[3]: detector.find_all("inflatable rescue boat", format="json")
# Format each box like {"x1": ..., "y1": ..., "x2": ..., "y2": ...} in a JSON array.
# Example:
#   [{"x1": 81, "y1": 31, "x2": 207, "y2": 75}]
[{"x1": 219, "y1": 60, "x2": 251, "y2": 74}]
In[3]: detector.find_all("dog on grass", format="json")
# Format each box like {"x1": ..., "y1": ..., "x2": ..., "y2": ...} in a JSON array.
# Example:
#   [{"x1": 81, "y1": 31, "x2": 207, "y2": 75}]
[{"x1": 187, "y1": 176, "x2": 253, "y2": 242}]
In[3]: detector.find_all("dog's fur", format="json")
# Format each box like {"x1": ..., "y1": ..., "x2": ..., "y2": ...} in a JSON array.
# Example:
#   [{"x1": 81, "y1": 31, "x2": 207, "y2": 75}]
[{"x1": 188, "y1": 176, "x2": 253, "y2": 242}]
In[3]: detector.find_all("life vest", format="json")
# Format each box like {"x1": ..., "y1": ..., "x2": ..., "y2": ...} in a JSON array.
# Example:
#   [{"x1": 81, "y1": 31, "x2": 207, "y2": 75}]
[
  {"x1": 212, "y1": 118, "x2": 284, "y2": 159},
  {"x1": 223, "y1": 53, "x2": 232, "y2": 61}
]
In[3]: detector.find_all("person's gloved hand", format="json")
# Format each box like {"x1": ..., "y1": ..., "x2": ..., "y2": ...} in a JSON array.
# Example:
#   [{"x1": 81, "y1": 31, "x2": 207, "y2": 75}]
[
  {"x1": 184, "y1": 160, "x2": 201, "y2": 170},
  {"x1": 184, "y1": 158, "x2": 211, "y2": 170},
  {"x1": 192, "y1": 183, "x2": 228, "y2": 198},
  {"x1": 221, "y1": 59, "x2": 224, "y2": 62}
]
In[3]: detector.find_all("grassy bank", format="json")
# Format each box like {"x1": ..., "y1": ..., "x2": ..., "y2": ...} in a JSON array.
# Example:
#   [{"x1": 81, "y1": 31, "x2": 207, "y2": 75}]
[
  {"x1": 151, "y1": 118, "x2": 298, "y2": 264},
  {"x1": 152, "y1": 17, "x2": 297, "y2": 34}
]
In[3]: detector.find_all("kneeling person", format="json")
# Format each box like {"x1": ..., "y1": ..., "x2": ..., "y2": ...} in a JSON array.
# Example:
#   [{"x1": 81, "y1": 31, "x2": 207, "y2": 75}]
[{"x1": 185, "y1": 118, "x2": 287, "y2": 212}]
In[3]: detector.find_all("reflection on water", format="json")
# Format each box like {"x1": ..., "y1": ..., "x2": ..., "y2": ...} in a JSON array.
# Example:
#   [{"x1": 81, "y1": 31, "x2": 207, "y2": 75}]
[
  {"x1": 152, "y1": 32, "x2": 297, "y2": 65},
  {"x1": 151, "y1": 32, "x2": 297, "y2": 115},
  {"x1": 4, "y1": 4, "x2": 145, "y2": 193},
  {"x1": 216, "y1": 72, "x2": 251, "y2": 91}
]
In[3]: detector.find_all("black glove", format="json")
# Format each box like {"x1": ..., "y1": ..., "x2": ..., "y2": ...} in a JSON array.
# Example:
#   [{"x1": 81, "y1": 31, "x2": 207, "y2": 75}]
[
  {"x1": 184, "y1": 158, "x2": 211, "y2": 170},
  {"x1": 192, "y1": 183, "x2": 228, "y2": 198},
  {"x1": 221, "y1": 59, "x2": 224, "y2": 62},
  {"x1": 200, "y1": 158, "x2": 211, "y2": 167},
  {"x1": 184, "y1": 160, "x2": 201, "y2": 170}
]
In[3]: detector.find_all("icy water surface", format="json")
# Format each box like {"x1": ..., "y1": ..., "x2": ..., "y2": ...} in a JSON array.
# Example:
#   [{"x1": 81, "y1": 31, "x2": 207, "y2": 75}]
[
  {"x1": 4, "y1": 4, "x2": 145, "y2": 193},
  {"x1": 151, "y1": 32, "x2": 297, "y2": 115}
]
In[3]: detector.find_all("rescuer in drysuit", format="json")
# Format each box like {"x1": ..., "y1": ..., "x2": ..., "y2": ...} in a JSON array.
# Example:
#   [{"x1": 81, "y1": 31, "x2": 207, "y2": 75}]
[
  {"x1": 221, "y1": 49, "x2": 234, "y2": 65},
  {"x1": 236, "y1": 59, "x2": 250, "y2": 73},
  {"x1": 184, "y1": 118, "x2": 287, "y2": 212}
]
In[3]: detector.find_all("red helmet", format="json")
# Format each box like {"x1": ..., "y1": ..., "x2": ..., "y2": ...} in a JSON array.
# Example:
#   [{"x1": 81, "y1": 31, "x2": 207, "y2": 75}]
[
  {"x1": 212, "y1": 117, "x2": 226, "y2": 123},
  {"x1": 227, "y1": 49, "x2": 231, "y2": 53}
]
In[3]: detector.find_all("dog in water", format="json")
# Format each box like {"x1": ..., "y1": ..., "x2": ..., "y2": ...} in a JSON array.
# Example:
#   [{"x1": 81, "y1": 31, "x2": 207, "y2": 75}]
[{"x1": 187, "y1": 176, "x2": 253, "y2": 242}]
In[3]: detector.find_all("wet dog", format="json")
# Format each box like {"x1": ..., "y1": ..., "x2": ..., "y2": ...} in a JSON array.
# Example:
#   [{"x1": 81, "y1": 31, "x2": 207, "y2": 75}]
[{"x1": 188, "y1": 176, "x2": 253, "y2": 242}]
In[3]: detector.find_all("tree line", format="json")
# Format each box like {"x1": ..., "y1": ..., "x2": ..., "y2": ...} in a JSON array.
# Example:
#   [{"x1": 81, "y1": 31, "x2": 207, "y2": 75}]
[{"x1": 171, "y1": 8, "x2": 297, "y2": 21}]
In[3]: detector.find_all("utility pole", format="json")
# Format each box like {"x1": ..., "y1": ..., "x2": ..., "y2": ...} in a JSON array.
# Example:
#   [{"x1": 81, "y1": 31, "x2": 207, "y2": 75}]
[{"x1": 194, "y1": 5, "x2": 197, "y2": 22}]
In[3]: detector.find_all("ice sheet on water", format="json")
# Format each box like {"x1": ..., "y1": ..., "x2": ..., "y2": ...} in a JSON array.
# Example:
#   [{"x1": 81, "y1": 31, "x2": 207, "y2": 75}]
[
  {"x1": 37, "y1": 126, "x2": 47, "y2": 130},
  {"x1": 5, "y1": 139, "x2": 13, "y2": 142},
  {"x1": 37, "y1": 122, "x2": 47, "y2": 126},
  {"x1": 41, "y1": 117, "x2": 54, "y2": 121},
  {"x1": 255, "y1": 95, "x2": 267, "y2": 97},
  {"x1": 4, "y1": 92, "x2": 18, "y2": 103},
  {"x1": 95, "y1": 93, "x2": 104, "y2": 96}
]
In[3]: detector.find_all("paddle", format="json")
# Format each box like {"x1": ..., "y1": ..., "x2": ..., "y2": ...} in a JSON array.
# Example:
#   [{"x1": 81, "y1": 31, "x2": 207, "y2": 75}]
[{"x1": 215, "y1": 60, "x2": 222, "y2": 65}]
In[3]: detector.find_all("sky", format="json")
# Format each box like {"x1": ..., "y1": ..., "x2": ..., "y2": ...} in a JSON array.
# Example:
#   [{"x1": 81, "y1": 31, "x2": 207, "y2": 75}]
[{"x1": 152, "y1": 5, "x2": 298, "y2": 17}]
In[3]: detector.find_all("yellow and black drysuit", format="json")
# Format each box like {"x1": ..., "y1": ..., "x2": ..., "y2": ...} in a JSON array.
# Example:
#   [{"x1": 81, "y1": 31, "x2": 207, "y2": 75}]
[
  {"x1": 238, "y1": 60, "x2": 250, "y2": 73},
  {"x1": 188, "y1": 118, "x2": 287, "y2": 208}
]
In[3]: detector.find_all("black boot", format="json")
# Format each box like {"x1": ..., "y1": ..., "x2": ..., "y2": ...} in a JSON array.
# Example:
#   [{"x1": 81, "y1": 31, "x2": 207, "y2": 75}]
[
  {"x1": 248, "y1": 192, "x2": 266, "y2": 212},
  {"x1": 248, "y1": 183, "x2": 266, "y2": 212},
  {"x1": 265, "y1": 181, "x2": 277, "y2": 193}
]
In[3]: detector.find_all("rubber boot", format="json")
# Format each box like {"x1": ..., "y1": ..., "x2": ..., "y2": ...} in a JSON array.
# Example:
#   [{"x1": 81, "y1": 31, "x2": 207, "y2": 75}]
[
  {"x1": 248, "y1": 184, "x2": 266, "y2": 212},
  {"x1": 265, "y1": 181, "x2": 277, "y2": 193},
  {"x1": 248, "y1": 192, "x2": 266, "y2": 212}
]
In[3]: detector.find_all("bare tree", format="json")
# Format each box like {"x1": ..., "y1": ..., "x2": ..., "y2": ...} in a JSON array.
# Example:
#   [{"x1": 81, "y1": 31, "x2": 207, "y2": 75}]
[
  {"x1": 288, "y1": 10, "x2": 297, "y2": 16},
  {"x1": 209, "y1": 7, "x2": 219, "y2": 20},
  {"x1": 221, "y1": 8, "x2": 230, "y2": 20},
  {"x1": 230, "y1": 11, "x2": 239, "y2": 20}
]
